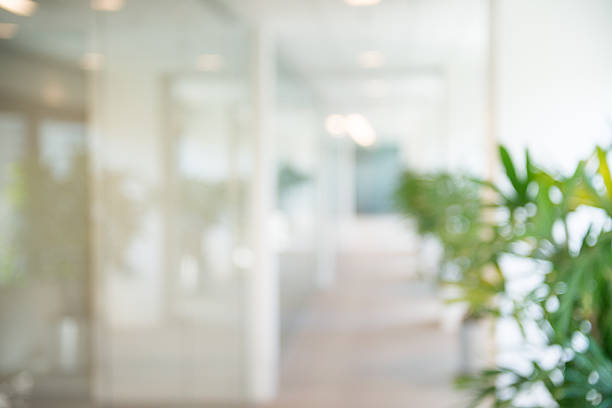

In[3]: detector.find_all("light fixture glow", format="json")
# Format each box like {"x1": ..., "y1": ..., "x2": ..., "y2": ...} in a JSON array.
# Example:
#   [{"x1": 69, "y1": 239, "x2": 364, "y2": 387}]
[
  {"x1": 196, "y1": 54, "x2": 224, "y2": 72},
  {"x1": 345, "y1": 114, "x2": 376, "y2": 147},
  {"x1": 91, "y1": 0, "x2": 124, "y2": 11},
  {"x1": 0, "y1": 23, "x2": 17, "y2": 39},
  {"x1": 344, "y1": 0, "x2": 381, "y2": 6},
  {"x1": 0, "y1": 0, "x2": 37, "y2": 16},
  {"x1": 80, "y1": 52, "x2": 105, "y2": 71},
  {"x1": 325, "y1": 114, "x2": 346, "y2": 136},
  {"x1": 358, "y1": 50, "x2": 385, "y2": 69}
]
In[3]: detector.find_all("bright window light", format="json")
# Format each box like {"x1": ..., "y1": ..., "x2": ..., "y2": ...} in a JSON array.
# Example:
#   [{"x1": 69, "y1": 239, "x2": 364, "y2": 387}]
[
  {"x1": 344, "y1": 0, "x2": 381, "y2": 6},
  {"x1": 0, "y1": 0, "x2": 37, "y2": 16},
  {"x1": 196, "y1": 54, "x2": 224, "y2": 72},
  {"x1": 0, "y1": 23, "x2": 17, "y2": 39},
  {"x1": 358, "y1": 50, "x2": 385, "y2": 69},
  {"x1": 325, "y1": 114, "x2": 346, "y2": 136},
  {"x1": 91, "y1": 0, "x2": 124, "y2": 12},
  {"x1": 346, "y1": 114, "x2": 376, "y2": 147}
]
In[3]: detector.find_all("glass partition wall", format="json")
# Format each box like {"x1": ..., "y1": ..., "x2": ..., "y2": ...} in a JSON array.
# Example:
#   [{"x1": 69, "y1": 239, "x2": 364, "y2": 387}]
[
  {"x1": 0, "y1": 1, "x2": 274, "y2": 406},
  {"x1": 0, "y1": 23, "x2": 91, "y2": 407},
  {"x1": 275, "y1": 63, "x2": 323, "y2": 347},
  {"x1": 89, "y1": 1, "x2": 258, "y2": 405}
]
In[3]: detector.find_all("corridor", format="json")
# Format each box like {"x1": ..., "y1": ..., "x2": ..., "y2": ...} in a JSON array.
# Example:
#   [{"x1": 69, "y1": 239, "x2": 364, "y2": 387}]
[
  {"x1": 272, "y1": 254, "x2": 462, "y2": 408},
  {"x1": 4, "y1": 1, "x2": 608, "y2": 406}
]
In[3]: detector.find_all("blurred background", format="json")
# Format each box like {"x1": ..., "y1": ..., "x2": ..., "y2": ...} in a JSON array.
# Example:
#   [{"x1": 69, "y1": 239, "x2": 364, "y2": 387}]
[{"x1": 0, "y1": 0, "x2": 611, "y2": 407}]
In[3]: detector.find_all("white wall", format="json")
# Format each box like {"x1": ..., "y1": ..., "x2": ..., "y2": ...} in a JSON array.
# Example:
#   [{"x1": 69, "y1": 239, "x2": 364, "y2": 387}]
[
  {"x1": 495, "y1": 0, "x2": 612, "y2": 173},
  {"x1": 446, "y1": 0, "x2": 489, "y2": 177}
]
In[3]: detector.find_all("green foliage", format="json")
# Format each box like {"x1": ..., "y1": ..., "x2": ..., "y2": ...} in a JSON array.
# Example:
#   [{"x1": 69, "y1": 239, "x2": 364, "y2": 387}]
[
  {"x1": 395, "y1": 169, "x2": 505, "y2": 318},
  {"x1": 395, "y1": 145, "x2": 612, "y2": 406}
]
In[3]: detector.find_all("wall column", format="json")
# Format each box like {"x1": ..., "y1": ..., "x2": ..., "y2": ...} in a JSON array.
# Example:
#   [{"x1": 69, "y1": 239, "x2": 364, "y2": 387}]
[{"x1": 246, "y1": 25, "x2": 279, "y2": 403}]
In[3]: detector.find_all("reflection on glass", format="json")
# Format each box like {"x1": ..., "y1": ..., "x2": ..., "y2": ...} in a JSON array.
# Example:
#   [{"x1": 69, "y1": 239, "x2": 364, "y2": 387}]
[
  {"x1": 149, "y1": 73, "x2": 254, "y2": 400},
  {"x1": 0, "y1": 113, "x2": 90, "y2": 403}
]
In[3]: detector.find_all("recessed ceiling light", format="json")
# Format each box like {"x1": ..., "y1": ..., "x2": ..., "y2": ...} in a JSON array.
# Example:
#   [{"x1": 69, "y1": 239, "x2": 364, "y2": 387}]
[
  {"x1": 358, "y1": 51, "x2": 385, "y2": 69},
  {"x1": 325, "y1": 114, "x2": 346, "y2": 137},
  {"x1": 344, "y1": 0, "x2": 381, "y2": 6},
  {"x1": 345, "y1": 114, "x2": 376, "y2": 147},
  {"x1": 0, "y1": 23, "x2": 17, "y2": 39},
  {"x1": 196, "y1": 54, "x2": 224, "y2": 72},
  {"x1": 0, "y1": 0, "x2": 37, "y2": 16},
  {"x1": 91, "y1": 0, "x2": 124, "y2": 12},
  {"x1": 81, "y1": 53, "x2": 105, "y2": 71}
]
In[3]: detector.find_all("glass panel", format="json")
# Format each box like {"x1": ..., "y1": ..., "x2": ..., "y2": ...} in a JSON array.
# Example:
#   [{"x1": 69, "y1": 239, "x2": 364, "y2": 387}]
[
  {"x1": 355, "y1": 143, "x2": 401, "y2": 214},
  {"x1": 0, "y1": 114, "x2": 28, "y2": 375},
  {"x1": 0, "y1": 0, "x2": 255, "y2": 404},
  {"x1": 0, "y1": 24, "x2": 90, "y2": 402},
  {"x1": 87, "y1": 1, "x2": 254, "y2": 403},
  {"x1": 275, "y1": 65, "x2": 320, "y2": 346},
  {"x1": 167, "y1": 74, "x2": 252, "y2": 398}
]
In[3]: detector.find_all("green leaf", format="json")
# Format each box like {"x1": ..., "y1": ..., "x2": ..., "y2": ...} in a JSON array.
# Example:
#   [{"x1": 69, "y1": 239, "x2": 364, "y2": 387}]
[
  {"x1": 499, "y1": 145, "x2": 524, "y2": 199},
  {"x1": 525, "y1": 148, "x2": 535, "y2": 184},
  {"x1": 597, "y1": 146, "x2": 612, "y2": 200}
]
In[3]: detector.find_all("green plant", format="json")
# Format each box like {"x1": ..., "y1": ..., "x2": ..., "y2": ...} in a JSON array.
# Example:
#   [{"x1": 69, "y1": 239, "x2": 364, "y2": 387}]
[
  {"x1": 395, "y1": 145, "x2": 612, "y2": 407},
  {"x1": 395, "y1": 170, "x2": 505, "y2": 319}
]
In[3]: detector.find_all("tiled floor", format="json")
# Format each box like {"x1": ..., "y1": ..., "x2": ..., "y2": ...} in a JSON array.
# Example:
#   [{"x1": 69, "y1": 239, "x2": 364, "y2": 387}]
[{"x1": 270, "y1": 254, "x2": 464, "y2": 408}]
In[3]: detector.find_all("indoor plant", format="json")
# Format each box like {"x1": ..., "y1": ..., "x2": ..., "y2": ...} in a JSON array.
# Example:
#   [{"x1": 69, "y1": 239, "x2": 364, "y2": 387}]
[{"x1": 396, "y1": 145, "x2": 612, "y2": 407}]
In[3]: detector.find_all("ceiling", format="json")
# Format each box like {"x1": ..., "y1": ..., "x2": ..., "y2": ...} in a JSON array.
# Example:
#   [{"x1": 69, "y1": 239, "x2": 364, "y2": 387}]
[
  {"x1": 0, "y1": 0, "x2": 249, "y2": 72},
  {"x1": 226, "y1": 0, "x2": 485, "y2": 73},
  {"x1": 0, "y1": 0, "x2": 488, "y2": 135}
]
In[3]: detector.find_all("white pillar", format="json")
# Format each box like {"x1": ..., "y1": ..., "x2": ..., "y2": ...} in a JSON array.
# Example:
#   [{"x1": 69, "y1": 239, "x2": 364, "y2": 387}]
[{"x1": 246, "y1": 25, "x2": 279, "y2": 403}]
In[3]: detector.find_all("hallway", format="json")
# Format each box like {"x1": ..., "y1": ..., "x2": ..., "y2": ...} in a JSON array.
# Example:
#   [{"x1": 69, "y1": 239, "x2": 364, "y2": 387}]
[{"x1": 272, "y1": 254, "x2": 462, "y2": 408}]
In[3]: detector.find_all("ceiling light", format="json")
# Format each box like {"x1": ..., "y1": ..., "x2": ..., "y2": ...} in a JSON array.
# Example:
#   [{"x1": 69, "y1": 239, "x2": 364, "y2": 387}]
[
  {"x1": 345, "y1": 114, "x2": 376, "y2": 147},
  {"x1": 91, "y1": 0, "x2": 124, "y2": 11},
  {"x1": 358, "y1": 51, "x2": 385, "y2": 69},
  {"x1": 196, "y1": 54, "x2": 224, "y2": 72},
  {"x1": 0, "y1": 23, "x2": 17, "y2": 39},
  {"x1": 325, "y1": 114, "x2": 346, "y2": 136},
  {"x1": 0, "y1": 0, "x2": 37, "y2": 16},
  {"x1": 344, "y1": 0, "x2": 381, "y2": 6},
  {"x1": 80, "y1": 53, "x2": 104, "y2": 71}
]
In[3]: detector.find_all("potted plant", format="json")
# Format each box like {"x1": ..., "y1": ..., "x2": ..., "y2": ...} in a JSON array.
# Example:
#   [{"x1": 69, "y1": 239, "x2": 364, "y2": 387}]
[{"x1": 396, "y1": 145, "x2": 612, "y2": 406}]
